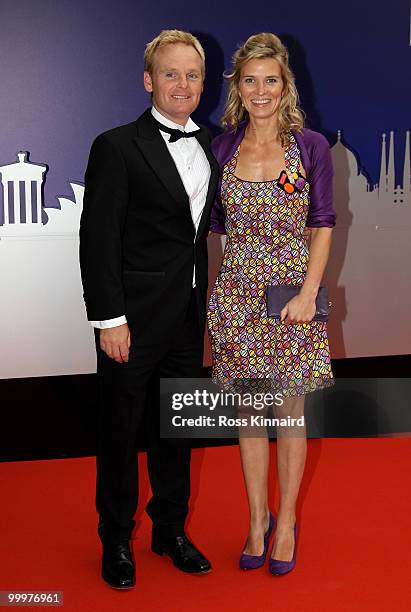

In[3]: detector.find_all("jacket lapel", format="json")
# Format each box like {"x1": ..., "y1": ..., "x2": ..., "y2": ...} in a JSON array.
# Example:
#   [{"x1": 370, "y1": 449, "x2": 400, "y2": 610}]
[
  {"x1": 133, "y1": 109, "x2": 189, "y2": 208},
  {"x1": 133, "y1": 108, "x2": 219, "y2": 239},
  {"x1": 194, "y1": 128, "x2": 220, "y2": 241}
]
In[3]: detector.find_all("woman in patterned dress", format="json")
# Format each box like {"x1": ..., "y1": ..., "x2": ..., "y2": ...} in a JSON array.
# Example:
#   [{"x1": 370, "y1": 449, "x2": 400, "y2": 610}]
[{"x1": 208, "y1": 33, "x2": 336, "y2": 575}]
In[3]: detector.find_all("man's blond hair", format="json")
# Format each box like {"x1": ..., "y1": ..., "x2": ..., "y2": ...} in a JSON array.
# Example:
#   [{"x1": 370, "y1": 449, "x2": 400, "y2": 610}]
[{"x1": 144, "y1": 30, "x2": 205, "y2": 78}]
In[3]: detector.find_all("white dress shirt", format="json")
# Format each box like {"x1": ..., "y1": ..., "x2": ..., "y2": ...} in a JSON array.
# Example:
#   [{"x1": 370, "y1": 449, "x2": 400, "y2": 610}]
[{"x1": 90, "y1": 106, "x2": 211, "y2": 329}]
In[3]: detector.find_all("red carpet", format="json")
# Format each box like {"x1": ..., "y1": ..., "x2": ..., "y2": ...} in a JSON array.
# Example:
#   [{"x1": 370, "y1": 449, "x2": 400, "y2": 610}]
[{"x1": 1, "y1": 439, "x2": 410, "y2": 611}]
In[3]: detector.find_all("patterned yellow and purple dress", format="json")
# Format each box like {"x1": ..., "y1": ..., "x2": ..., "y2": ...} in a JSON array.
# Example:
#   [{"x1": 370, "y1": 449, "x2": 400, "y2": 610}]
[{"x1": 207, "y1": 133, "x2": 333, "y2": 395}]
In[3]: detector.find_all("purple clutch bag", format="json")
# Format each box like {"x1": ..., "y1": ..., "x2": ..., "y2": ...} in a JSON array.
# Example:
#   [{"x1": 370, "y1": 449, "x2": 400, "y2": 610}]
[{"x1": 266, "y1": 285, "x2": 329, "y2": 321}]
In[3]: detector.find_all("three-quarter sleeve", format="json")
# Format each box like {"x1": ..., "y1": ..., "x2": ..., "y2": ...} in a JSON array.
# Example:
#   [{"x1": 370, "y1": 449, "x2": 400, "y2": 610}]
[
  {"x1": 209, "y1": 176, "x2": 226, "y2": 234},
  {"x1": 306, "y1": 134, "x2": 336, "y2": 228},
  {"x1": 209, "y1": 135, "x2": 227, "y2": 234}
]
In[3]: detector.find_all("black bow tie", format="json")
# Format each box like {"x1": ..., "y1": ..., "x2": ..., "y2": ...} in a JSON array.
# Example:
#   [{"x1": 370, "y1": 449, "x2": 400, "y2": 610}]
[{"x1": 152, "y1": 117, "x2": 201, "y2": 143}]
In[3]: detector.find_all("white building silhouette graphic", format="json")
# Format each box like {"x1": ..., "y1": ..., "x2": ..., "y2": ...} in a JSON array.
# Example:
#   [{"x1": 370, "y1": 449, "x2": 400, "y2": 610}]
[
  {"x1": 326, "y1": 129, "x2": 411, "y2": 359},
  {"x1": 378, "y1": 130, "x2": 411, "y2": 205},
  {"x1": 331, "y1": 129, "x2": 411, "y2": 224},
  {"x1": 0, "y1": 152, "x2": 46, "y2": 227},
  {"x1": 0, "y1": 154, "x2": 90, "y2": 379},
  {"x1": 0, "y1": 152, "x2": 83, "y2": 235}
]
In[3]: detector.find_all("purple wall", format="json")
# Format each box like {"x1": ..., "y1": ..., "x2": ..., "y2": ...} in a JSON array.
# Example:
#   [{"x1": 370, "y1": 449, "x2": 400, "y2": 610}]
[{"x1": 0, "y1": 0, "x2": 409, "y2": 221}]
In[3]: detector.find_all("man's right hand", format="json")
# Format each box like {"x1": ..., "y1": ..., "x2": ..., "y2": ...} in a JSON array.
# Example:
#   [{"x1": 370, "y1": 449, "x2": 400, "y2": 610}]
[{"x1": 100, "y1": 323, "x2": 131, "y2": 363}]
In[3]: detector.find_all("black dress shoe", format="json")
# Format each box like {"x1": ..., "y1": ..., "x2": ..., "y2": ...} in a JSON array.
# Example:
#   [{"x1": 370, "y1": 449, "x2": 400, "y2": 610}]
[
  {"x1": 151, "y1": 533, "x2": 212, "y2": 574},
  {"x1": 102, "y1": 540, "x2": 135, "y2": 589}
]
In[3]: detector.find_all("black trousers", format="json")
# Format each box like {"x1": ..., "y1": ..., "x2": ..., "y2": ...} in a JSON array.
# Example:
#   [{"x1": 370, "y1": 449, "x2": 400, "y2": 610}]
[{"x1": 95, "y1": 291, "x2": 203, "y2": 546}]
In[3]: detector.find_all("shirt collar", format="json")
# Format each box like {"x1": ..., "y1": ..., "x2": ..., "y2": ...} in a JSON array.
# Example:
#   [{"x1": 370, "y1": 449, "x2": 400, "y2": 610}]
[{"x1": 151, "y1": 106, "x2": 199, "y2": 134}]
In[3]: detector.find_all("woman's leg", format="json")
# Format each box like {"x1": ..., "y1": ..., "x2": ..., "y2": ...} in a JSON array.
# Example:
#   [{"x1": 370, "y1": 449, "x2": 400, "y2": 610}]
[
  {"x1": 239, "y1": 435, "x2": 270, "y2": 555},
  {"x1": 271, "y1": 395, "x2": 306, "y2": 561}
]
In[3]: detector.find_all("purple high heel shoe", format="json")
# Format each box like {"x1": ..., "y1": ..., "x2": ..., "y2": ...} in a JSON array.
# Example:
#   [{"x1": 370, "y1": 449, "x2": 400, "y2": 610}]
[
  {"x1": 239, "y1": 512, "x2": 275, "y2": 570},
  {"x1": 269, "y1": 524, "x2": 297, "y2": 576}
]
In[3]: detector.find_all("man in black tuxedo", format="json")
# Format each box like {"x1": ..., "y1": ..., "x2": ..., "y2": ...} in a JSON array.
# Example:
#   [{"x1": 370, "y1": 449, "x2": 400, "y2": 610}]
[{"x1": 79, "y1": 30, "x2": 218, "y2": 589}]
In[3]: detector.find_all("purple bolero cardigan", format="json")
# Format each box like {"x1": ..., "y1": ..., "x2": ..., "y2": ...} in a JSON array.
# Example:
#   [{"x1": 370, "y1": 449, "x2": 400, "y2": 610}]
[{"x1": 210, "y1": 121, "x2": 336, "y2": 234}]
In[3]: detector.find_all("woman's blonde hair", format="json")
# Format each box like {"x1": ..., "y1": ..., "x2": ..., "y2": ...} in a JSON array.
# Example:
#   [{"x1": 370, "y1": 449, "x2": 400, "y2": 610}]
[
  {"x1": 221, "y1": 33, "x2": 304, "y2": 144},
  {"x1": 144, "y1": 30, "x2": 205, "y2": 79}
]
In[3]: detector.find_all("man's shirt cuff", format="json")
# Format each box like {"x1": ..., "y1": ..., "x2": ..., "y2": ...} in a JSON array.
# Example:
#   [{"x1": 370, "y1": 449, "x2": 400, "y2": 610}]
[{"x1": 90, "y1": 315, "x2": 127, "y2": 329}]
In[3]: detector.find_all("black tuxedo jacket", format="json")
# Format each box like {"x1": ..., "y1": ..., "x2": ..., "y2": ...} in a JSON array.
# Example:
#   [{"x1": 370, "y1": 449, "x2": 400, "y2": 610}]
[{"x1": 79, "y1": 108, "x2": 219, "y2": 346}]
